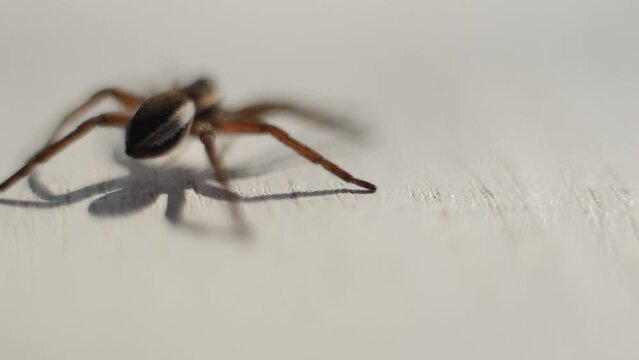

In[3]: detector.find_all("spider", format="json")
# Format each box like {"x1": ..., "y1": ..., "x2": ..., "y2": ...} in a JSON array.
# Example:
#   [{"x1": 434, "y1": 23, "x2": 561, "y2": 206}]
[{"x1": 0, "y1": 78, "x2": 376, "y2": 225}]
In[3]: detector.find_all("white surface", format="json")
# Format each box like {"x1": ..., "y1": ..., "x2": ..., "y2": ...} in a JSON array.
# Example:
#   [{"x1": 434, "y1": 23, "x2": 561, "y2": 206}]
[{"x1": 1, "y1": 1, "x2": 639, "y2": 359}]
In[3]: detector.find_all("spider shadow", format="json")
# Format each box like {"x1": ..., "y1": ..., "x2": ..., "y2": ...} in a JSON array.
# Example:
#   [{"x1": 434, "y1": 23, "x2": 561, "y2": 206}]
[{"x1": 0, "y1": 151, "x2": 373, "y2": 237}]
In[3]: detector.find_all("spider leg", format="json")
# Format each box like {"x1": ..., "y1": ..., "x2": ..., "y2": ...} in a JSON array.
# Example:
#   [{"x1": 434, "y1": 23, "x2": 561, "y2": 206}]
[
  {"x1": 227, "y1": 101, "x2": 360, "y2": 134},
  {"x1": 48, "y1": 88, "x2": 142, "y2": 143},
  {"x1": 213, "y1": 120, "x2": 377, "y2": 191},
  {"x1": 198, "y1": 129, "x2": 247, "y2": 231},
  {"x1": 0, "y1": 112, "x2": 131, "y2": 192}
]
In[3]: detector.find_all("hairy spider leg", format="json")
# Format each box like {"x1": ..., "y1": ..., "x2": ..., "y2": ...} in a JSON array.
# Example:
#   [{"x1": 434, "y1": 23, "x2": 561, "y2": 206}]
[
  {"x1": 48, "y1": 88, "x2": 142, "y2": 143},
  {"x1": 213, "y1": 119, "x2": 376, "y2": 191},
  {"x1": 0, "y1": 113, "x2": 131, "y2": 191},
  {"x1": 198, "y1": 130, "x2": 248, "y2": 232}
]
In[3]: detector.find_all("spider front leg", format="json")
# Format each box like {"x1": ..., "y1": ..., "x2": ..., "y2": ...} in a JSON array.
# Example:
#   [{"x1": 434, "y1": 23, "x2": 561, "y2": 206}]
[
  {"x1": 214, "y1": 119, "x2": 377, "y2": 191},
  {"x1": 0, "y1": 112, "x2": 131, "y2": 192},
  {"x1": 229, "y1": 101, "x2": 360, "y2": 134},
  {"x1": 49, "y1": 88, "x2": 142, "y2": 143},
  {"x1": 197, "y1": 129, "x2": 247, "y2": 231}
]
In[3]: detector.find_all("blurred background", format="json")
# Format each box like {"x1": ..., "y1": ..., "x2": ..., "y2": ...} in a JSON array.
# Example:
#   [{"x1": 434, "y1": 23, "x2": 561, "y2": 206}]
[{"x1": 1, "y1": 1, "x2": 639, "y2": 359}]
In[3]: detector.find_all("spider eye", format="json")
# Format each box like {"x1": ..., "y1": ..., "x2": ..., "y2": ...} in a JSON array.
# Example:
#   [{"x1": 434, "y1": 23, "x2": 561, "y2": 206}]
[{"x1": 125, "y1": 92, "x2": 195, "y2": 158}]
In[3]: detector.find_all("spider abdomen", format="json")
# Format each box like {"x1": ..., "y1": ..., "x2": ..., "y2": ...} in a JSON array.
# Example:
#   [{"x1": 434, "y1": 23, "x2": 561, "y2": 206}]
[{"x1": 125, "y1": 91, "x2": 195, "y2": 159}]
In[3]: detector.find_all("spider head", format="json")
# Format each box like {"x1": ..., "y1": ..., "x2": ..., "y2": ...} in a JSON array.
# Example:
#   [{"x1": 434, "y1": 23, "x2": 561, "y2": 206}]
[
  {"x1": 125, "y1": 91, "x2": 195, "y2": 159},
  {"x1": 183, "y1": 77, "x2": 214, "y2": 96},
  {"x1": 183, "y1": 77, "x2": 218, "y2": 109}
]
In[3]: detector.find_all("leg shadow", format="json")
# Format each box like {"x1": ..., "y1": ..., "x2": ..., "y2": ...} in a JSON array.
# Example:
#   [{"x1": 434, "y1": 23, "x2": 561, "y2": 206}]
[{"x1": 0, "y1": 152, "x2": 374, "y2": 237}]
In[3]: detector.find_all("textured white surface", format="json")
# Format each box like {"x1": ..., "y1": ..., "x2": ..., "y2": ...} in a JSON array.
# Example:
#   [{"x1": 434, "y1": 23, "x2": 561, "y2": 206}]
[{"x1": 1, "y1": 1, "x2": 639, "y2": 359}]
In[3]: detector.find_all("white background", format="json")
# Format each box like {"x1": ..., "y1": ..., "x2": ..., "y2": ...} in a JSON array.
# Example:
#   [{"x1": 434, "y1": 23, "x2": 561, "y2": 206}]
[{"x1": 1, "y1": 1, "x2": 639, "y2": 359}]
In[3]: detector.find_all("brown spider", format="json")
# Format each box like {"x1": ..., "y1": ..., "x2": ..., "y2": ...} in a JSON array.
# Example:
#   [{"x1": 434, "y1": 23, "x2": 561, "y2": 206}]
[{"x1": 0, "y1": 78, "x2": 376, "y2": 225}]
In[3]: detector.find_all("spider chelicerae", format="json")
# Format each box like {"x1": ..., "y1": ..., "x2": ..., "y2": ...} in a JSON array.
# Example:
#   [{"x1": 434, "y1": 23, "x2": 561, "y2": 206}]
[{"x1": 0, "y1": 78, "x2": 376, "y2": 226}]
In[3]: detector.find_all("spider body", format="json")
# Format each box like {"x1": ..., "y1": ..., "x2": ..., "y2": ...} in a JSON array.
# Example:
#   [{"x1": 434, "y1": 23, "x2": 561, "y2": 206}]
[
  {"x1": 125, "y1": 90, "x2": 196, "y2": 158},
  {"x1": 0, "y1": 77, "x2": 376, "y2": 227}
]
